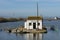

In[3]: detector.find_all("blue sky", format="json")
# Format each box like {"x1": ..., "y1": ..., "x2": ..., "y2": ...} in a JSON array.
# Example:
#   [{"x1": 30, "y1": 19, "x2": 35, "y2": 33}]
[{"x1": 0, "y1": 0, "x2": 60, "y2": 18}]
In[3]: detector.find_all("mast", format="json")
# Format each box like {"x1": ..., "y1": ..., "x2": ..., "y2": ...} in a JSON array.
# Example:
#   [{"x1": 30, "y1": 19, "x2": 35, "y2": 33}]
[
  {"x1": 37, "y1": 2, "x2": 38, "y2": 17},
  {"x1": 37, "y1": 2, "x2": 39, "y2": 29}
]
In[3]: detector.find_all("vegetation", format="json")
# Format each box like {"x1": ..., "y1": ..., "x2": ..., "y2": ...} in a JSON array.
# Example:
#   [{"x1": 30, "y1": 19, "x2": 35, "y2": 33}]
[{"x1": 0, "y1": 17, "x2": 26, "y2": 23}]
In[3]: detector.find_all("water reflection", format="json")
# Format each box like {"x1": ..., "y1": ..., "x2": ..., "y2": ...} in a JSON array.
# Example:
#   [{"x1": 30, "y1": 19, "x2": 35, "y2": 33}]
[{"x1": 24, "y1": 33, "x2": 43, "y2": 40}]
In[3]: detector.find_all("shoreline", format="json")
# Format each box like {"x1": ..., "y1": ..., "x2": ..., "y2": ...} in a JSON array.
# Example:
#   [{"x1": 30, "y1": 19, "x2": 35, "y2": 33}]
[{"x1": 0, "y1": 17, "x2": 60, "y2": 23}]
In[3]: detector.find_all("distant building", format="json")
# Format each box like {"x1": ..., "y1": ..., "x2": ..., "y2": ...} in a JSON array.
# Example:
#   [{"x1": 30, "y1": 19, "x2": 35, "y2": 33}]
[
  {"x1": 24, "y1": 16, "x2": 43, "y2": 29},
  {"x1": 54, "y1": 17, "x2": 58, "y2": 20}
]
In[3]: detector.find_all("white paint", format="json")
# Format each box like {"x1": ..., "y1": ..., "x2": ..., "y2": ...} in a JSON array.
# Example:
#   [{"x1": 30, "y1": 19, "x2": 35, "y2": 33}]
[{"x1": 24, "y1": 20, "x2": 43, "y2": 29}]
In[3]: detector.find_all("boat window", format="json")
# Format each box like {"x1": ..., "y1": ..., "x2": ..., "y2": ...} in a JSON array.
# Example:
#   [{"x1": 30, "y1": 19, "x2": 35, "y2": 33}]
[
  {"x1": 29, "y1": 23, "x2": 31, "y2": 26},
  {"x1": 38, "y1": 23, "x2": 40, "y2": 26}
]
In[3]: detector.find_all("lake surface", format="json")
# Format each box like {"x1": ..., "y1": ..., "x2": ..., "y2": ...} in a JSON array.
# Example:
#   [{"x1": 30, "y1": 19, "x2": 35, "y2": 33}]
[{"x1": 0, "y1": 20, "x2": 60, "y2": 40}]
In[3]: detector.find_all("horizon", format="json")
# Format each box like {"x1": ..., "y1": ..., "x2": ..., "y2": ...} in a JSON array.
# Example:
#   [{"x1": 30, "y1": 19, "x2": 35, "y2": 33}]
[{"x1": 0, "y1": 0, "x2": 60, "y2": 18}]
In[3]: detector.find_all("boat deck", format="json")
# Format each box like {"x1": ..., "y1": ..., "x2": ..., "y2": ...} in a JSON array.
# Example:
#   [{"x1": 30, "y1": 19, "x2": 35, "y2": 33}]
[{"x1": 5, "y1": 27, "x2": 47, "y2": 33}]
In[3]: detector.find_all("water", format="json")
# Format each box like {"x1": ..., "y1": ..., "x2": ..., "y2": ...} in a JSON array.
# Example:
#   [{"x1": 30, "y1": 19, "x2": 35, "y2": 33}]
[{"x1": 0, "y1": 20, "x2": 60, "y2": 40}]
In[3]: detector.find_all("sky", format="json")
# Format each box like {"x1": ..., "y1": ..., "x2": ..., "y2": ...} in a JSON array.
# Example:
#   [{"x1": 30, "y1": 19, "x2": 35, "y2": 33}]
[{"x1": 0, "y1": 0, "x2": 60, "y2": 18}]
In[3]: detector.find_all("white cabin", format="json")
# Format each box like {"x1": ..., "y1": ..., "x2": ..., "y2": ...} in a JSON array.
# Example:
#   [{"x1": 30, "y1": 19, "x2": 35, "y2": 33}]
[{"x1": 24, "y1": 16, "x2": 43, "y2": 29}]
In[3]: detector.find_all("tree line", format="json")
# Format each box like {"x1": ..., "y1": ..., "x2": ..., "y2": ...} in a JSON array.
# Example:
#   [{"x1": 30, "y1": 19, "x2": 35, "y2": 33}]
[{"x1": 0, "y1": 17, "x2": 26, "y2": 23}]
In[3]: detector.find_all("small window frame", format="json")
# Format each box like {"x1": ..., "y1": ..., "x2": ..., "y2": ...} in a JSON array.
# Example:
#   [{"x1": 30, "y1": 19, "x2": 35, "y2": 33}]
[
  {"x1": 38, "y1": 23, "x2": 40, "y2": 26},
  {"x1": 29, "y1": 23, "x2": 31, "y2": 26}
]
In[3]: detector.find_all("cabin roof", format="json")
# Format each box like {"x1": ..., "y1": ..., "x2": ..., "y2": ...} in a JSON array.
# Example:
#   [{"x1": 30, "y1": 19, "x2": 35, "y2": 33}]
[{"x1": 27, "y1": 16, "x2": 43, "y2": 20}]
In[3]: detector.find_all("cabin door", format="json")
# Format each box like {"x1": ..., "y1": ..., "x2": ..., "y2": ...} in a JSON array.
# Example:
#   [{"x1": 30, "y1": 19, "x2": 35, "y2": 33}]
[{"x1": 33, "y1": 23, "x2": 36, "y2": 29}]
